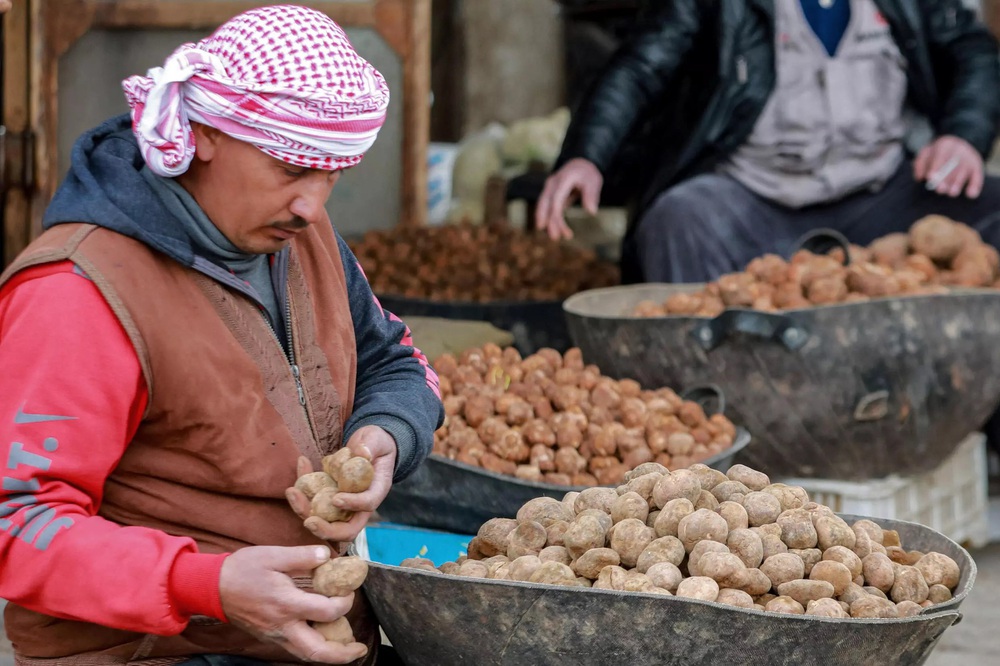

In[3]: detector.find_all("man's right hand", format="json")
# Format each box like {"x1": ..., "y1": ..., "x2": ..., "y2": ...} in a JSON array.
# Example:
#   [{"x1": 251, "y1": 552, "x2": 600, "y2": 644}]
[
  {"x1": 218, "y1": 545, "x2": 368, "y2": 664},
  {"x1": 534, "y1": 158, "x2": 604, "y2": 240}
]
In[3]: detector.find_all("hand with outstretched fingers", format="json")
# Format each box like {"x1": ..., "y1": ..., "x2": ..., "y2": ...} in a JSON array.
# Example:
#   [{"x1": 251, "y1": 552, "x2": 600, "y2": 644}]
[{"x1": 535, "y1": 158, "x2": 604, "y2": 240}]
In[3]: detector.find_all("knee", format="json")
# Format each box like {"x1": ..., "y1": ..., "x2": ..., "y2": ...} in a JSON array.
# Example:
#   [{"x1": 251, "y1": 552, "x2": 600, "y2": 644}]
[{"x1": 635, "y1": 188, "x2": 703, "y2": 244}]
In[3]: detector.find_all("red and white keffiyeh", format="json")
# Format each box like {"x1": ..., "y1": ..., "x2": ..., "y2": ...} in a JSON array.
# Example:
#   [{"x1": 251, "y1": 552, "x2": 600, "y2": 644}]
[{"x1": 122, "y1": 4, "x2": 389, "y2": 176}]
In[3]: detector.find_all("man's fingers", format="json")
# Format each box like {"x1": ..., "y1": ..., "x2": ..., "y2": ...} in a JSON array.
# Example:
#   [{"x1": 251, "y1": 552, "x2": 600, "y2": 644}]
[
  {"x1": 913, "y1": 146, "x2": 933, "y2": 181},
  {"x1": 258, "y1": 544, "x2": 332, "y2": 573},
  {"x1": 290, "y1": 458, "x2": 319, "y2": 519},
  {"x1": 535, "y1": 182, "x2": 555, "y2": 230},
  {"x1": 333, "y1": 483, "x2": 385, "y2": 513},
  {"x1": 344, "y1": 426, "x2": 395, "y2": 461},
  {"x1": 297, "y1": 456, "x2": 314, "y2": 478},
  {"x1": 557, "y1": 219, "x2": 574, "y2": 240},
  {"x1": 344, "y1": 438, "x2": 374, "y2": 461},
  {"x1": 280, "y1": 621, "x2": 369, "y2": 665},
  {"x1": 966, "y1": 163, "x2": 985, "y2": 199},
  {"x1": 945, "y1": 164, "x2": 971, "y2": 198},
  {"x1": 286, "y1": 488, "x2": 313, "y2": 521},
  {"x1": 545, "y1": 179, "x2": 577, "y2": 239},
  {"x1": 294, "y1": 591, "x2": 356, "y2": 623},
  {"x1": 937, "y1": 162, "x2": 969, "y2": 197},
  {"x1": 304, "y1": 511, "x2": 370, "y2": 542},
  {"x1": 581, "y1": 181, "x2": 600, "y2": 216},
  {"x1": 926, "y1": 148, "x2": 955, "y2": 183},
  {"x1": 556, "y1": 206, "x2": 576, "y2": 240}
]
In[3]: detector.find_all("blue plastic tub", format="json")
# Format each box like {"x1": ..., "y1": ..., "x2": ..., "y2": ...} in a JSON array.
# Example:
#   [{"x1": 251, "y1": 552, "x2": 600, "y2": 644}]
[{"x1": 365, "y1": 522, "x2": 474, "y2": 567}]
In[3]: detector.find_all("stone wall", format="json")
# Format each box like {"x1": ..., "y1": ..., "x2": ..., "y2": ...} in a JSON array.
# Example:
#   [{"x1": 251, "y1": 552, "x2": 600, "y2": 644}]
[{"x1": 455, "y1": 0, "x2": 565, "y2": 136}]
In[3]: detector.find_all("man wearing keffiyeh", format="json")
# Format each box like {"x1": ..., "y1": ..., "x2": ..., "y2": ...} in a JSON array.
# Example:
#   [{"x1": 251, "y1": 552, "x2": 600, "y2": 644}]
[{"x1": 0, "y1": 6, "x2": 442, "y2": 666}]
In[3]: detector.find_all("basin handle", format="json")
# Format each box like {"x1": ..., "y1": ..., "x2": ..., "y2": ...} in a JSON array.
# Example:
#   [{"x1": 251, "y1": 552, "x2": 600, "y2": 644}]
[
  {"x1": 691, "y1": 309, "x2": 810, "y2": 352},
  {"x1": 791, "y1": 227, "x2": 853, "y2": 265},
  {"x1": 680, "y1": 384, "x2": 726, "y2": 416}
]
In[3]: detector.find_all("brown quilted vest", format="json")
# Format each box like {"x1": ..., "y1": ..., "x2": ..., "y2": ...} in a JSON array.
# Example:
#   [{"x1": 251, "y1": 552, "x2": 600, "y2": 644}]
[{"x1": 0, "y1": 222, "x2": 376, "y2": 665}]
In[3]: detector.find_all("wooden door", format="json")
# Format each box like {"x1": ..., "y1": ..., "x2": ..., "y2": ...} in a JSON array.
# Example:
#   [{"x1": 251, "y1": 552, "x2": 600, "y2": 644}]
[
  {"x1": 1, "y1": 0, "x2": 430, "y2": 268},
  {"x1": 1, "y1": 1, "x2": 31, "y2": 266}
]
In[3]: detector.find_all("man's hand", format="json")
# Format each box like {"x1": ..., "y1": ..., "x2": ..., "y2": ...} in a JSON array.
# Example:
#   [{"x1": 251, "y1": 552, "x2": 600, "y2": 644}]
[
  {"x1": 286, "y1": 426, "x2": 397, "y2": 543},
  {"x1": 534, "y1": 158, "x2": 604, "y2": 240},
  {"x1": 0, "y1": 1, "x2": 12, "y2": 15},
  {"x1": 913, "y1": 135, "x2": 984, "y2": 199},
  {"x1": 219, "y1": 545, "x2": 368, "y2": 664}
]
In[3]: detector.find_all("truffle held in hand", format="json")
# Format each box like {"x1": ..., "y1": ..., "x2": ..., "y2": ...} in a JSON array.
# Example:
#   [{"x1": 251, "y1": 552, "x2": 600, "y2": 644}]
[
  {"x1": 296, "y1": 448, "x2": 376, "y2": 523},
  {"x1": 309, "y1": 557, "x2": 369, "y2": 647}
]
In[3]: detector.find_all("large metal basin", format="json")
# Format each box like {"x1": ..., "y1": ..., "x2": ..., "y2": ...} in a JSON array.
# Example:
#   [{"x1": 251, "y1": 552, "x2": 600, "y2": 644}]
[
  {"x1": 379, "y1": 429, "x2": 749, "y2": 535},
  {"x1": 363, "y1": 515, "x2": 975, "y2": 666},
  {"x1": 563, "y1": 284, "x2": 1000, "y2": 479}
]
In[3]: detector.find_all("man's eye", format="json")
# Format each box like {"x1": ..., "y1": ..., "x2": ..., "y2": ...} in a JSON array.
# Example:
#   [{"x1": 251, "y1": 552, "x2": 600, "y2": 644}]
[{"x1": 284, "y1": 167, "x2": 306, "y2": 177}]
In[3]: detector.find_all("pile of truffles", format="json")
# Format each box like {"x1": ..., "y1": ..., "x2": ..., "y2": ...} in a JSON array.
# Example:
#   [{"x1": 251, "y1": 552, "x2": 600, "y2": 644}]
[
  {"x1": 433, "y1": 344, "x2": 737, "y2": 487},
  {"x1": 402, "y1": 462, "x2": 962, "y2": 618},
  {"x1": 348, "y1": 222, "x2": 619, "y2": 302},
  {"x1": 633, "y1": 215, "x2": 1000, "y2": 317}
]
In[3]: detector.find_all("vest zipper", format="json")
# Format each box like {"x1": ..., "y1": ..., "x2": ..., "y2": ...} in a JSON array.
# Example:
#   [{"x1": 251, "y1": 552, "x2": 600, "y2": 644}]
[
  {"x1": 283, "y1": 289, "x2": 321, "y2": 448},
  {"x1": 290, "y1": 359, "x2": 306, "y2": 406},
  {"x1": 260, "y1": 302, "x2": 306, "y2": 410},
  {"x1": 285, "y1": 300, "x2": 306, "y2": 407},
  {"x1": 736, "y1": 56, "x2": 748, "y2": 84}
]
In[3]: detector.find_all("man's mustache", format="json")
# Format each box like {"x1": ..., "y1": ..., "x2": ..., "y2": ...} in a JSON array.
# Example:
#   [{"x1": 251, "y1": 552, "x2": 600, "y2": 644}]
[{"x1": 271, "y1": 216, "x2": 309, "y2": 231}]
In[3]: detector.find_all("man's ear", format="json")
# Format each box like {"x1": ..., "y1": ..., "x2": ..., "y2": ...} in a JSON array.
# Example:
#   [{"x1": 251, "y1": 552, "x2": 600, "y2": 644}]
[{"x1": 190, "y1": 122, "x2": 223, "y2": 162}]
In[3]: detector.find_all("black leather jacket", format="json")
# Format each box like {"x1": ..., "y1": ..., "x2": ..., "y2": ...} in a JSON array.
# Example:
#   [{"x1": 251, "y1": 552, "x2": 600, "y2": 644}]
[{"x1": 557, "y1": 0, "x2": 1000, "y2": 217}]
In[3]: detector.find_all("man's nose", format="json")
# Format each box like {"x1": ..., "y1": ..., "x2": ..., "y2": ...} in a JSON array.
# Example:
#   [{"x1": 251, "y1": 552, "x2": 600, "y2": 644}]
[{"x1": 290, "y1": 173, "x2": 338, "y2": 223}]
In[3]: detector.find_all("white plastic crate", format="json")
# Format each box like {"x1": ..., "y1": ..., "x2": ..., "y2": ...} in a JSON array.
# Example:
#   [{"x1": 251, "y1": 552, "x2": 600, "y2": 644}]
[{"x1": 779, "y1": 432, "x2": 989, "y2": 549}]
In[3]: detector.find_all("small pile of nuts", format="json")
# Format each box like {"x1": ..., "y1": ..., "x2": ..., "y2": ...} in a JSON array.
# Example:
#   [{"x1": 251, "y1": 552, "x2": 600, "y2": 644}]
[
  {"x1": 348, "y1": 222, "x2": 619, "y2": 302},
  {"x1": 433, "y1": 344, "x2": 737, "y2": 487},
  {"x1": 402, "y1": 462, "x2": 962, "y2": 618},
  {"x1": 632, "y1": 215, "x2": 1000, "y2": 317}
]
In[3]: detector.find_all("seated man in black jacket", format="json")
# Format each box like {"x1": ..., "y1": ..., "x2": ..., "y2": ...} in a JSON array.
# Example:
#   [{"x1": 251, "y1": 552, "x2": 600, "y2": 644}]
[{"x1": 537, "y1": 0, "x2": 1000, "y2": 284}]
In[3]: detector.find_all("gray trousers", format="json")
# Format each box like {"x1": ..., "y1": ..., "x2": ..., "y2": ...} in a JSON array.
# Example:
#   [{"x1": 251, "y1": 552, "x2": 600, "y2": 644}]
[{"x1": 634, "y1": 162, "x2": 1000, "y2": 283}]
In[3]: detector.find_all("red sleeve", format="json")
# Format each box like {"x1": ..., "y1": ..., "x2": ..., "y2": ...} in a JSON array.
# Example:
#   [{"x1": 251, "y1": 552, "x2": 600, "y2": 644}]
[{"x1": 0, "y1": 261, "x2": 228, "y2": 634}]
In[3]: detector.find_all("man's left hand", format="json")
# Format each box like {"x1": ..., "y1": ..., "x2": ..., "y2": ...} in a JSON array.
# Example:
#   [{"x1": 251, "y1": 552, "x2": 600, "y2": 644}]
[
  {"x1": 286, "y1": 426, "x2": 396, "y2": 543},
  {"x1": 913, "y1": 135, "x2": 984, "y2": 199}
]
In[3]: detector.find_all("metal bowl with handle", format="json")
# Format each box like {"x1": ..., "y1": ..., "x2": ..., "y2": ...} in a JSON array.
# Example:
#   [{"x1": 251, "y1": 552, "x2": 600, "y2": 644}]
[
  {"x1": 562, "y1": 229, "x2": 1000, "y2": 479},
  {"x1": 362, "y1": 514, "x2": 975, "y2": 666}
]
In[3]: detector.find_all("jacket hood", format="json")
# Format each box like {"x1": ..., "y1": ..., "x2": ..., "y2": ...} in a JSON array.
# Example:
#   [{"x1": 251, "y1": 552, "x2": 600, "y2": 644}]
[{"x1": 43, "y1": 113, "x2": 197, "y2": 266}]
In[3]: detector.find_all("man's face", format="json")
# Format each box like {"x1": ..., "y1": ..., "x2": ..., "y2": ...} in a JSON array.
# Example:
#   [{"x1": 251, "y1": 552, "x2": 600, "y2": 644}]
[{"x1": 180, "y1": 126, "x2": 342, "y2": 254}]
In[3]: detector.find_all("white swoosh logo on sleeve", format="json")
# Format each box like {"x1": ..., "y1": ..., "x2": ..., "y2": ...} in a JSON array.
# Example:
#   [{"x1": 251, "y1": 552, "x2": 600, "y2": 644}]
[{"x1": 14, "y1": 406, "x2": 78, "y2": 424}]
